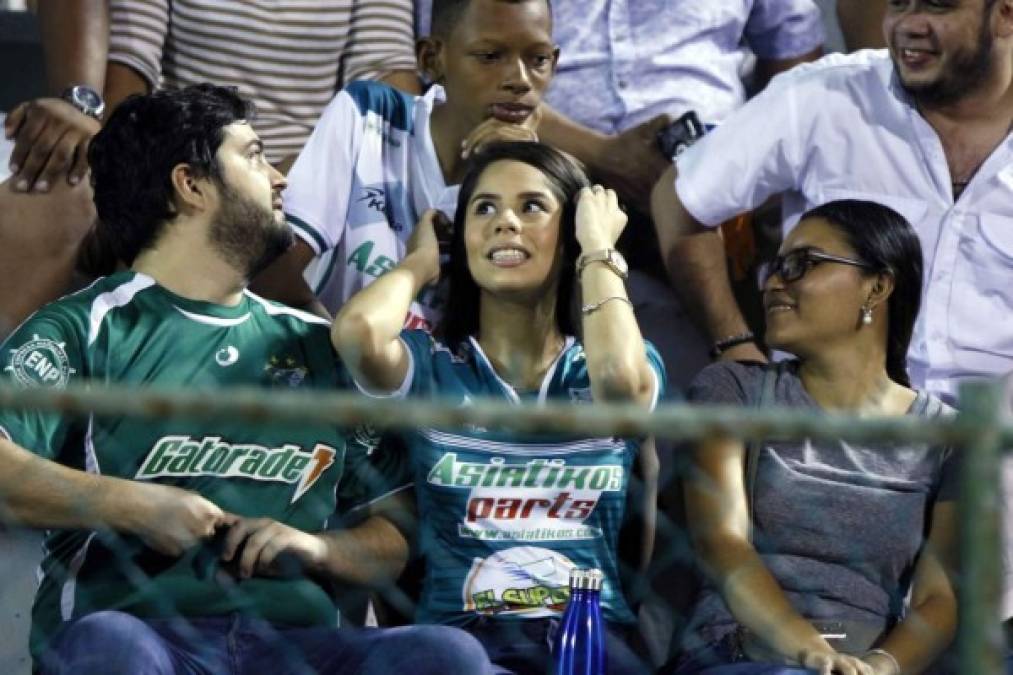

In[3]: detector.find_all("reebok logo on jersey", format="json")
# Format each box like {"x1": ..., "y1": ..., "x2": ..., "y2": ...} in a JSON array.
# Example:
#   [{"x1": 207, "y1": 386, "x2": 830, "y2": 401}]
[{"x1": 136, "y1": 435, "x2": 337, "y2": 503}]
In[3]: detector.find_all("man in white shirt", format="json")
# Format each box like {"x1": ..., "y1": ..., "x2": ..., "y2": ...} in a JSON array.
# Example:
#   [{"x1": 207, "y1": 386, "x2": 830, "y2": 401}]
[{"x1": 652, "y1": 0, "x2": 1013, "y2": 405}]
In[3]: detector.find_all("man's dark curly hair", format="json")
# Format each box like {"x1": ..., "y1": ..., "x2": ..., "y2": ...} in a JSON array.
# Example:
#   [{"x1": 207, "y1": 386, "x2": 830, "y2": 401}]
[{"x1": 87, "y1": 84, "x2": 253, "y2": 264}]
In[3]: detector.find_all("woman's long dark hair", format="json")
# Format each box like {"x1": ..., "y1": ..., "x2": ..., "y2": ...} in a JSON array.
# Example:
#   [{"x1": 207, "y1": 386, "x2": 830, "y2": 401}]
[
  {"x1": 437, "y1": 141, "x2": 591, "y2": 348},
  {"x1": 802, "y1": 200, "x2": 924, "y2": 387}
]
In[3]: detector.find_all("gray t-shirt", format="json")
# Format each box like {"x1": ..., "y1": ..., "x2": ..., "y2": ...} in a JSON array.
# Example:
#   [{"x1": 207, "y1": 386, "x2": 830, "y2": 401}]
[{"x1": 680, "y1": 360, "x2": 958, "y2": 653}]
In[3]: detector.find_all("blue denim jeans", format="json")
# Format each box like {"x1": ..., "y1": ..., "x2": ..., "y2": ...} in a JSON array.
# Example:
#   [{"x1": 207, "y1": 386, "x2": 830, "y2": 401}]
[
  {"x1": 467, "y1": 616, "x2": 652, "y2": 675},
  {"x1": 39, "y1": 610, "x2": 493, "y2": 675},
  {"x1": 674, "y1": 666, "x2": 812, "y2": 675},
  {"x1": 666, "y1": 640, "x2": 814, "y2": 675}
]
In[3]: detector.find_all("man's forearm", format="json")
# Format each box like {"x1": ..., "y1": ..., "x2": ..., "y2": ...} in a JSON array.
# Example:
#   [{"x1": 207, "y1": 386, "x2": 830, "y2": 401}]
[
  {"x1": 651, "y1": 167, "x2": 751, "y2": 342},
  {"x1": 37, "y1": 0, "x2": 109, "y2": 94},
  {"x1": 668, "y1": 230, "x2": 752, "y2": 341},
  {"x1": 316, "y1": 515, "x2": 409, "y2": 587},
  {"x1": 0, "y1": 437, "x2": 138, "y2": 531},
  {"x1": 537, "y1": 105, "x2": 610, "y2": 171}
]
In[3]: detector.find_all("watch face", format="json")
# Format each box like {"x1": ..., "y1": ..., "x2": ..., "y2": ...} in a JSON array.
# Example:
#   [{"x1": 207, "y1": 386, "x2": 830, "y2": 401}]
[
  {"x1": 76, "y1": 87, "x2": 102, "y2": 109},
  {"x1": 611, "y1": 250, "x2": 629, "y2": 275}
]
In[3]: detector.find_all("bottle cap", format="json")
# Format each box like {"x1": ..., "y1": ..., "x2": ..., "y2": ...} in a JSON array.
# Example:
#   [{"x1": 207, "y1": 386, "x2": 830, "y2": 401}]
[{"x1": 569, "y1": 568, "x2": 604, "y2": 590}]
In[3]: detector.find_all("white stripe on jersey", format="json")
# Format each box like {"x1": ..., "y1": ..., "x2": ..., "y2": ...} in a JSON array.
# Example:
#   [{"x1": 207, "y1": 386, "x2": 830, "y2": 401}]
[
  {"x1": 418, "y1": 428, "x2": 626, "y2": 456},
  {"x1": 56, "y1": 416, "x2": 104, "y2": 617},
  {"x1": 467, "y1": 336, "x2": 577, "y2": 405},
  {"x1": 244, "y1": 291, "x2": 330, "y2": 326},
  {"x1": 88, "y1": 274, "x2": 157, "y2": 346},
  {"x1": 173, "y1": 306, "x2": 252, "y2": 327},
  {"x1": 60, "y1": 532, "x2": 97, "y2": 621},
  {"x1": 84, "y1": 416, "x2": 100, "y2": 475}
]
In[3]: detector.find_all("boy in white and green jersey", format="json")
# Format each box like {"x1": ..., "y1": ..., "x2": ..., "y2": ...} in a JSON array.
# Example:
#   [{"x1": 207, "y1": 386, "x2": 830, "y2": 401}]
[
  {"x1": 252, "y1": 0, "x2": 558, "y2": 325},
  {"x1": 0, "y1": 85, "x2": 490, "y2": 675}
]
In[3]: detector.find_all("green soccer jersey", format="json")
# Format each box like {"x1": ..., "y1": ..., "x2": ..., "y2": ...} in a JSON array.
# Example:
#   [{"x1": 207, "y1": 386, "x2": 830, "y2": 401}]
[
  {"x1": 0, "y1": 271, "x2": 369, "y2": 660},
  {"x1": 368, "y1": 330, "x2": 666, "y2": 627}
]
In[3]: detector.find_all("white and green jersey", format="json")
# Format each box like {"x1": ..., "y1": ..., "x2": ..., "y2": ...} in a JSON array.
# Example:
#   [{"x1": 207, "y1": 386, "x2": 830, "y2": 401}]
[
  {"x1": 284, "y1": 81, "x2": 459, "y2": 329},
  {"x1": 0, "y1": 271, "x2": 373, "y2": 660},
  {"x1": 367, "y1": 330, "x2": 666, "y2": 627}
]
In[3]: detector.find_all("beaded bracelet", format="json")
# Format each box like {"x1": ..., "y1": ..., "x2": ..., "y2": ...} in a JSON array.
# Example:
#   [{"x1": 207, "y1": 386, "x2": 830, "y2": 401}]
[{"x1": 709, "y1": 331, "x2": 756, "y2": 358}]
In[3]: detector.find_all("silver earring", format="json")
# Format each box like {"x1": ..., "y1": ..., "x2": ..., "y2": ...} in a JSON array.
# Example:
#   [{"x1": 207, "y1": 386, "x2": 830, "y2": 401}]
[{"x1": 861, "y1": 305, "x2": 873, "y2": 325}]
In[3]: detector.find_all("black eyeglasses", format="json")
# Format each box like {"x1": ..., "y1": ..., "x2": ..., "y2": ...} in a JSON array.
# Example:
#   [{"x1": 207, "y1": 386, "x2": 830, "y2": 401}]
[{"x1": 766, "y1": 248, "x2": 875, "y2": 284}]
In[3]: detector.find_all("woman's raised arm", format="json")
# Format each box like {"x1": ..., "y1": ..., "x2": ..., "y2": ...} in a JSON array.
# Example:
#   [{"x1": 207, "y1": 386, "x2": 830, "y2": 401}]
[
  {"x1": 332, "y1": 210, "x2": 443, "y2": 393},
  {"x1": 576, "y1": 186, "x2": 656, "y2": 407}
]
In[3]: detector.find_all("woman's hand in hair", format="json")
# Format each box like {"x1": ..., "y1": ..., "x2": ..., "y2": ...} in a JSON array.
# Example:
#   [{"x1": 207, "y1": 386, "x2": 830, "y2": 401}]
[
  {"x1": 405, "y1": 209, "x2": 449, "y2": 287},
  {"x1": 575, "y1": 185, "x2": 627, "y2": 252}
]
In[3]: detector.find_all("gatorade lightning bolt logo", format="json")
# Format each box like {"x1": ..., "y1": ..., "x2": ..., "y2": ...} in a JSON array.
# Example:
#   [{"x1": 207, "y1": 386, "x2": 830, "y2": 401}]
[
  {"x1": 136, "y1": 436, "x2": 337, "y2": 504},
  {"x1": 292, "y1": 445, "x2": 336, "y2": 502}
]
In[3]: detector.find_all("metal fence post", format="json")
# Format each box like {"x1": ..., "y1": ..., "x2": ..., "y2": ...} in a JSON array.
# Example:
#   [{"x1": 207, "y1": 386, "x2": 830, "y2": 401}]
[{"x1": 958, "y1": 381, "x2": 1006, "y2": 674}]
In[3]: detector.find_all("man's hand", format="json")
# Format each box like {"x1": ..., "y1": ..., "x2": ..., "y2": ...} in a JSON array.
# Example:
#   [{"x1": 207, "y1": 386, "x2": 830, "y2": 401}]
[
  {"x1": 591, "y1": 114, "x2": 672, "y2": 213},
  {"x1": 4, "y1": 98, "x2": 100, "y2": 193},
  {"x1": 220, "y1": 517, "x2": 327, "y2": 579},
  {"x1": 460, "y1": 106, "x2": 542, "y2": 160},
  {"x1": 122, "y1": 482, "x2": 229, "y2": 557}
]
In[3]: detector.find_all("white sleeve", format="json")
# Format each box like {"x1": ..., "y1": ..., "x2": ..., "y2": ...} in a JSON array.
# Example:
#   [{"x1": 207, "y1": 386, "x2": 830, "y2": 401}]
[
  {"x1": 1003, "y1": 453, "x2": 1013, "y2": 620},
  {"x1": 674, "y1": 67, "x2": 815, "y2": 228},
  {"x1": 282, "y1": 90, "x2": 365, "y2": 255},
  {"x1": 351, "y1": 337, "x2": 416, "y2": 400}
]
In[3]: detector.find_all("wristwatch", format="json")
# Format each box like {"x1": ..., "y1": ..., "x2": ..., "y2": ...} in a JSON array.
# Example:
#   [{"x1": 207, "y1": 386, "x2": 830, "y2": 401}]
[
  {"x1": 61, "y1": 85, "x2": 106, "y2": 120},
  {"x1": 577, "y1": 248, "x2": 629, "y2": 280}
]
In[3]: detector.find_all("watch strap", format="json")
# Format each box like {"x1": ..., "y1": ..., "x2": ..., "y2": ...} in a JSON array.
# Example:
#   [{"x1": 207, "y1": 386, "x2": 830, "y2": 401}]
[{"x1": 577, "y1": 248, "x2": 628, "y2": 279}]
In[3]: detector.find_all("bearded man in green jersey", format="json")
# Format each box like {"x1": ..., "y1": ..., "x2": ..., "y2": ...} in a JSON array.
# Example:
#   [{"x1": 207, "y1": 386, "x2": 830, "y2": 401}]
[{"x1": 0, "y1": 84, "x2": 491, "y2": 675}]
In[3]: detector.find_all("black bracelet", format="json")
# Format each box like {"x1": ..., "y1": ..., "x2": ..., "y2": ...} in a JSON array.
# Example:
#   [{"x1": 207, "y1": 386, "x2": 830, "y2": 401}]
[{"x1": 709, "y1": 332, "x2": 755, "y2": 359}]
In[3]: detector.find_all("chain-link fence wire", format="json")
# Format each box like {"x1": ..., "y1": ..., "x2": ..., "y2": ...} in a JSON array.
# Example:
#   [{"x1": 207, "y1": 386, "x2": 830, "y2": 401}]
[{"x1": 0, "y1": 379, "x2": 1010, "y2": 673}]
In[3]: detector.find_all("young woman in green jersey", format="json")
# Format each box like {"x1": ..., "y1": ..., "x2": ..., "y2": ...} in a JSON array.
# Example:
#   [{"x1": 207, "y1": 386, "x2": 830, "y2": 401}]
[{"x1": 333, "y1": 142, "x2": 663, "y2": 674}]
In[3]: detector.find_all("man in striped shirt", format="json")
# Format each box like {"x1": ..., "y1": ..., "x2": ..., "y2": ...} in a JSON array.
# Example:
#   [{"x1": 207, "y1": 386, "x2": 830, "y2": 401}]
[
  {"x1": 1, "y1": 0, "x2": 423, "y2": 349},
  {"x1": 106, "y1": 0, "x2": 421, "y2": 171}
]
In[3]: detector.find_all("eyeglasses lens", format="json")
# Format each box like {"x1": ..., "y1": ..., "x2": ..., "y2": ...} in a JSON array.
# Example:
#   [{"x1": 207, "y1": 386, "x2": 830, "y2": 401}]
[{"x1": 768, "y1": 251, "x2": 808, "y2": 284}]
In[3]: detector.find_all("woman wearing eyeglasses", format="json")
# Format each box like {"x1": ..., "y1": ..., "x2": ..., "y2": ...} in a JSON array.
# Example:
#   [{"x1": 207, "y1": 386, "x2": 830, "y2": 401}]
[{"x1": 669, "y1": 200, "x2": 958, "y2": 675}]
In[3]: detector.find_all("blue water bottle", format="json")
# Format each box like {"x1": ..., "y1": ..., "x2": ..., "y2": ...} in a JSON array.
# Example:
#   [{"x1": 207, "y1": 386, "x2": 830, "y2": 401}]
[{"x1": 553, "y1": 568, "x2": 606, "y2": 675}]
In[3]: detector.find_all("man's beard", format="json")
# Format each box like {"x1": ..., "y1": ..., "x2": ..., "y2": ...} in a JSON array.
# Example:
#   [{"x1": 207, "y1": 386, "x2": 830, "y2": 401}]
[
  {"x1": 896, "y1": 16, "x2": 994, "y2": 108},
  {"x1": 209, "y1": 181, "x2": 293, "y2": 279}
]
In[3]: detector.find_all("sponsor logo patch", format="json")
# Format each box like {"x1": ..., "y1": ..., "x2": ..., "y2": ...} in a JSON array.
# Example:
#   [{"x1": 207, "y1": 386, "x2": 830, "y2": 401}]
[
  {"x1": 135, "y1": 435, "x2": 337, "y2": 503},
  {"x1": 428, "y1": 454, "x2": 622, "y2": 541},
  {"x1": 4, "y1": 335, "x2": 76, "y2": 388},
  {"x1": 463, "y1": 546, "x2": 573, "y2": 617}
]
